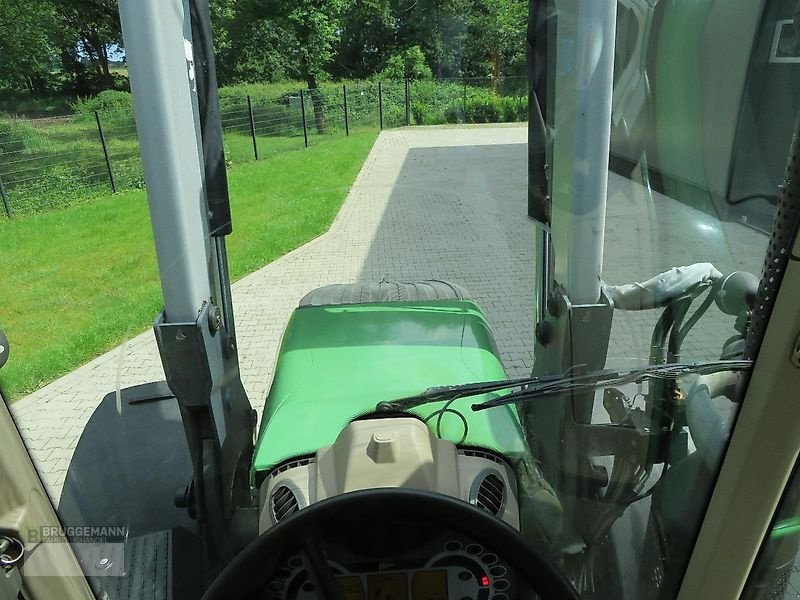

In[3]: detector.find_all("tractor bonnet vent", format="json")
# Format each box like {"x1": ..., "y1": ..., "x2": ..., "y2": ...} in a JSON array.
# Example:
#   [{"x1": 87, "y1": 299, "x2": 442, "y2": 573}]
[
  {"x1": 459, "y1": 449, "x2": 506, "y2": 466},
  {"x1": 473, "y1": 472, "x2": 505, "y2": 516},
  {"x1": 271, "y1": 485, "x2": 300, "y2": 523},
  {"x1": 268, "y1": 457, "x2": 315, "y2": 479}
]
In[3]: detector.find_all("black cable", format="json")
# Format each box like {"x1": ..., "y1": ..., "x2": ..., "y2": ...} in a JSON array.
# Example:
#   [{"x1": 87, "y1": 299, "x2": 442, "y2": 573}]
[
  {"x1": 649, "y1": 304, "x2": 677, "y2": 364},
  {"x1": 673, "y1": 289, "x2": 716, "y2": 355},
  {"x1": 666, "y1": 297, "x2": 694, "y2": 363},
  {"x1": 423, "y1": 397, "x2": 469, "y2": 444},
  {"x1": 188, "y1": 0, "x2": 232, "y2": 237}
]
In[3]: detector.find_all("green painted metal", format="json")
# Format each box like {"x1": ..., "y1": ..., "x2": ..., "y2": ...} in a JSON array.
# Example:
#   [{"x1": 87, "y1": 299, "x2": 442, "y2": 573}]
[
  {"x1": 252, "y1": 300, "x2": 526, "y2": 477},
  {"x1": 770, "y1": 516, "x2": 800, "y2": 540}
]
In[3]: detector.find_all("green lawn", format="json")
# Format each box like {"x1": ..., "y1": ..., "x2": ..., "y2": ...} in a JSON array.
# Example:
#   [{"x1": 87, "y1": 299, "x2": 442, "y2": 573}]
[{"x1": 0, "y1": 128, "x2": 378, "y2": 400}]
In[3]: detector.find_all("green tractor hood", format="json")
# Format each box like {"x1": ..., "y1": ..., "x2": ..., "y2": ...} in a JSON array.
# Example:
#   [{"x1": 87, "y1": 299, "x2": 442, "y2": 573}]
[{"x1": 252, "y1": 299, "x2": 526, "y2": 480}]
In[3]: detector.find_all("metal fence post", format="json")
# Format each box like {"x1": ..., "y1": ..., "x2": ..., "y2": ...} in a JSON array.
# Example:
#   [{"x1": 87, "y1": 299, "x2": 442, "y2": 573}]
[
  {"x1": 405, "y1": 78, "x2": 411, "y2": 126},
  {"x1": 0, "y1": 173, "x2": 10, "y2": 217},
  {"x1": 247, "y1": 95, "x2": 259, "y2": 160},
  {"x1": 299, "y1": 90, "x2": 309, "y2": 148},
  {"x1": 378, "y1": 81, "x2": 384, "y2": 130},
  {"x1": 94, "y1": 110, "x2": 117, "y2": 193},
  {"x1": 343, "y1": 84, "x2": 350, "y2": 137}
]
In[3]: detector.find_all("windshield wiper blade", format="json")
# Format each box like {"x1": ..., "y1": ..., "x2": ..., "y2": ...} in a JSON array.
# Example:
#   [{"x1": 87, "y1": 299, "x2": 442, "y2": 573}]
[
  {"x1": 377, "y1": 359, "x2": 751, "y2": 413},
  {"x1": 376, "y1": 372, "x2": 572, "y2": 412},
  {"x1": 470, "y1": 359, "x2": 753, "y2": 411}
]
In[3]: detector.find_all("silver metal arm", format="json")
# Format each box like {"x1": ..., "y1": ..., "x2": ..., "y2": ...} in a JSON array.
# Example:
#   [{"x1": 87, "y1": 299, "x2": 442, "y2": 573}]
[
  {"x1": 118, "y1": 0, "x2": 256, "y2": 566},
  {"x1": 525, "y1": 0, "x2": 618, "y2": 531},
  {"x1": 551, "y1": 0, "x2": 617, "y2": 305},
  {"x1": 119, "y1": 0, "x2": 213, "y2": 323}
]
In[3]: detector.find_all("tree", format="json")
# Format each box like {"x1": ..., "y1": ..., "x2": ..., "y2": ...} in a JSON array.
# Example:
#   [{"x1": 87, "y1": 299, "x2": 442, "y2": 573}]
[
  {"x1": 240, "y1": 0, "x2": 350, "y2": 132},
  {"x1": 0, "y1": 0, "x2": 125, "y2": 98},
  {"x1": 463, "y1": 0, "x2": 526, "y2": 80},
  {"x1": 0, "y1": 0, "x2": 59, "y2": 92},
  {"x1": 211, "y1": 0, "x2": 297, "y2": 85},
  {"x1": 334, "y1": 0, "x2": 395, "y2": 79},
  {"x1": 1, "y1": 0, "x2": 530, "y2": 104},
  {"x1": 56, "y1": 0, "x2": 122, "y2": 83},
  {"x1": 379, "y1": 46, "x2": 433, "y2": 80},
  {"x1": 391, "y1": 0, "x2": 470, "y2": 78}
]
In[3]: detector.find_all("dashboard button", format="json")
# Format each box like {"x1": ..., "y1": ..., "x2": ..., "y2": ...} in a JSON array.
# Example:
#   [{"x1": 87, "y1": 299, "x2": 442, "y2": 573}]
[{"x1": 465, "y1": 544, "x2": 483, "y2": 555}]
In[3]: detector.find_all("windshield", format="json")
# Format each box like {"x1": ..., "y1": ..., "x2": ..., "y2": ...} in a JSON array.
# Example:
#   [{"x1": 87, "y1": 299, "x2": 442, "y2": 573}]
[{"x1": 0, "y1": 0, "x2": 795, "y2": 599}]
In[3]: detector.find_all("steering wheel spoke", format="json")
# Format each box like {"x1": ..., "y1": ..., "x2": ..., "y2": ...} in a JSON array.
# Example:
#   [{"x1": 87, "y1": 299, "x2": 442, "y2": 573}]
[{"x1": 301, "y1": 534, "x2": 345, "y2": 600}]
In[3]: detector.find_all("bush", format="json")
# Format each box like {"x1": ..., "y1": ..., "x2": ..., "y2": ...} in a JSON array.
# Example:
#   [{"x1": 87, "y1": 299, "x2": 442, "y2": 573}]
[
  {"x1": 465, "y1": 91, "x2": 500, "y2": 123},
  {"x1": 382, "y1": 104, "x2": 406, "y2": 128},
  {"x1": 379, "y1": 46, "x2": 433, "y2": 81},
  {"x1": 444, "y1": 104, "x2": 462, "y2": 124},
  {"x1": 71, "y1": 91, "x2": 135, "y2": 128},
  {"x1": 10, "y1": 162, "x2": 108, "y2": 215},
  {"x1": 220, "y1": 94, "x2": 300, "y2": 137},
  {"x1": 404, "y1": 79, "x2": 464, "y2": 124},
  {"x1": 411, "y1": 100, "x2": 446, "y2": 125},
  {"x1": 113, "y1": 159, "x2": 145, "y2": 190},
  {"x1": 0, "y1": 118, "x2": 41, "y2": 153},
  {"x1": 440, "y1": 90, "x2": 527, "y2": 125},
  {"x1": 72, "y1": 90, "x2": 133, "y2": 115},
  {"x1": 216, "y1": 81, "x2": 379, "y2": 137},
  {"x1": 219, "y1": 83, "x2": 296, "y2": 110},
  {"x1": 499, "y1": 96, "x2": 527, "y2": 122},
  {"x1": 341, "y1": 82, "x2": 381, "y2": 127}
]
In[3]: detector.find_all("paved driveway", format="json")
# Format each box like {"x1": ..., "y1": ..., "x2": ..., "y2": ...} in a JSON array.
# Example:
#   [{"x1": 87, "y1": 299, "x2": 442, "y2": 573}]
[{"x1": 9, "y1": 125, "x2": 769, "y2": 502}]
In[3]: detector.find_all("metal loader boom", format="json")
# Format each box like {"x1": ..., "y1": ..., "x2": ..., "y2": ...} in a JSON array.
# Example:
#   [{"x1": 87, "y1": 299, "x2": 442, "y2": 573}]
[
  {"x1": 525, "y1": 0, "x2": 619, "y2": 507},
  {"x1": 117, "y1": 0, "x2": 256, "y2": 566}
]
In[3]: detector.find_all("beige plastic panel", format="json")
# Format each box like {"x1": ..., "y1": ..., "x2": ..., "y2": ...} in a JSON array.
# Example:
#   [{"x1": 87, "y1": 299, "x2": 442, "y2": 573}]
[
  {"x1": 258, "y1": 418, "x2": 520, "y2": 533},
  {"x1": 0, "y1": 395, "x2": 93, "y2": 599}
]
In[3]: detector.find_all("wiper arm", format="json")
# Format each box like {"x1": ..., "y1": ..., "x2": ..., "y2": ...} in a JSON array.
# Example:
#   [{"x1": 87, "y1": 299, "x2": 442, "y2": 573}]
[
  {"x1": 376, "y1": 372, "x2": 572, "y2": 412},
  {"x1": 470, "y1": 359, "x2": 752, "y2": 412},
  {"x1": 377, "y1": 360, "x2": 752, "y2": 413}
]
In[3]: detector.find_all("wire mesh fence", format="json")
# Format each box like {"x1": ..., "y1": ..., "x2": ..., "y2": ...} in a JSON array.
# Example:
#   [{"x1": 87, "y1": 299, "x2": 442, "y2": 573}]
[{"x1": 0, "y1": 76, "x2": 528, "y2": 218}]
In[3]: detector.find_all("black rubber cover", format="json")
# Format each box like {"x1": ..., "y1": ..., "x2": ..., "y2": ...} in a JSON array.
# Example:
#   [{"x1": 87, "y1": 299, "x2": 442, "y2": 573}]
[
  {"x1": 202, "y1": 488, "x2": 580, "y2": 600},
  {"x1": 58, "y1": 382, "x2": 203, "y2": 600},
  {"x1": 59, "y1": 382, "x2": 195, "y2": 537},
  {"x1": 299, "y1": 280, "x2": 471, "y2": 308}
]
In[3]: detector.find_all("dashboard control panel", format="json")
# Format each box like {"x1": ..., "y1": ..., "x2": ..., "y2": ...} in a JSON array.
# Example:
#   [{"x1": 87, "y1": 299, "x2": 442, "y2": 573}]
[{"x1": 264, "y1": 533, "x2": 518, "y2": 600}]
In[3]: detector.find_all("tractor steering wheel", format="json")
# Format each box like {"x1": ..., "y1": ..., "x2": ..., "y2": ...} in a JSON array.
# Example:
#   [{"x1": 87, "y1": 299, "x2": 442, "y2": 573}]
[{"x1": 202, "y1": 488, "x2": 579, "y2": 600}]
